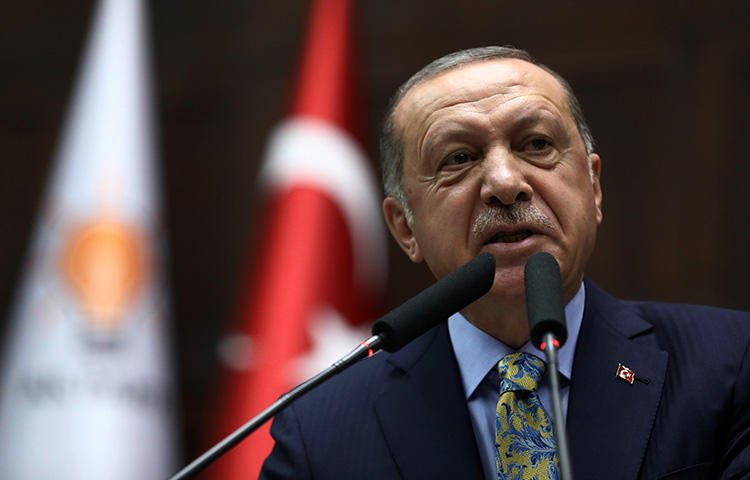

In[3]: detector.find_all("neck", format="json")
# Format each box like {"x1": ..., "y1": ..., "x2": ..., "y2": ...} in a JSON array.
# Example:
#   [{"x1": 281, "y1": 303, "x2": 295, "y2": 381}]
[{"x1": 460, "y1": 296, "x2": 530, "y2": 349}]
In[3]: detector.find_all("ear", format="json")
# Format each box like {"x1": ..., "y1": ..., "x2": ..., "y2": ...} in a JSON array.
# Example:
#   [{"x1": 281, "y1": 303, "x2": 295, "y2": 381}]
[
  {"x1": 590, "y1": 153, "x2": 603, "y2": 224},
  {"x1": 382, "y1": 197, "x2": 423, "y2": 263}
]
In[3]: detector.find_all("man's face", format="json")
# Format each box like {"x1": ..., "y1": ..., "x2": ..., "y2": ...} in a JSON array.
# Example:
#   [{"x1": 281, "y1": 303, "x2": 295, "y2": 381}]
[{"x1": 384, "y1": 59, "x2": 603, "y2": 309}]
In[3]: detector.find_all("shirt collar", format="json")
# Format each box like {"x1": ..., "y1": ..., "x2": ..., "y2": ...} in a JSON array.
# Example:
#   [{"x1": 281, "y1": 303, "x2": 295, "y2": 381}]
[{"x1": 448, "y1": 282, "x2": 585, "y2": 399}]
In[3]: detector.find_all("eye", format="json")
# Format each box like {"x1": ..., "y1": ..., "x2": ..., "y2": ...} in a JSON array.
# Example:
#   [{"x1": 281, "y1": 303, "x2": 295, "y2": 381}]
[
  {"x1": 524, "y1": 137, "x2": 552, "y2": 152},
  {"x1": 443, "y1": 151, "x2": 477, "y2": 167}
]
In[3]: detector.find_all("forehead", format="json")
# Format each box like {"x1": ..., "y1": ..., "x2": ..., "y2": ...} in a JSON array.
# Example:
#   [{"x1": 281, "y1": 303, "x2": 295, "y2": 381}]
[{"x1": 393, "y1": 59, "x2": 570, "y2": 137}]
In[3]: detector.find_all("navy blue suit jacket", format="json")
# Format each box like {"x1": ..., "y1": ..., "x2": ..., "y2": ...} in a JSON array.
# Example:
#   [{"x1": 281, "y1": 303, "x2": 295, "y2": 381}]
[{"x1": 260, "y1": 280, "x2": 750, "y2": 479}]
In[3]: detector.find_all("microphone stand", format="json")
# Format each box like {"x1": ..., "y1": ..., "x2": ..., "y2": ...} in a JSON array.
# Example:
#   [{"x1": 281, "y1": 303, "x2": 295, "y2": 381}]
[
  {"x1": 541, "y1": 332, "x2": 574, "y2": 480},
  {"x1": 169, "y1": 253, "x2": 496, "y2": 480},
  {"x1": 168, "y1": 334, "x2": 384, "y2": 480}
]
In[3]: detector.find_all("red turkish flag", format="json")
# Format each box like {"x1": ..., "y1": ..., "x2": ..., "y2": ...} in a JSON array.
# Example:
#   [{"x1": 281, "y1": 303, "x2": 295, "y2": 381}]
[{"x1": 205, "y1": 0, "x2": 386, "y2": 477}]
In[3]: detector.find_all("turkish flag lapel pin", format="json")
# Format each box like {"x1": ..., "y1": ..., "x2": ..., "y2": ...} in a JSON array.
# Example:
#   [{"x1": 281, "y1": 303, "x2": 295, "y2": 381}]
[{"x1": 616, "y1": 363, "x2": 636, "y2": 384}]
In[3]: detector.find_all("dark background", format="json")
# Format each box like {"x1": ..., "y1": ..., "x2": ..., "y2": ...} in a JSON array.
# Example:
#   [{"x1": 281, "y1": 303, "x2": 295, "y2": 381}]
[{"x1": 2, "y1": 0, "x2": 749, "y2": 463}]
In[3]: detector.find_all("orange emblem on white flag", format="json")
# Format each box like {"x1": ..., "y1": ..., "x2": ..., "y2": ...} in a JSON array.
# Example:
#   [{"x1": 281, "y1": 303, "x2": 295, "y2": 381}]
[{"x1": 63, "y1": 219, "x2": 148, "y2": 330}]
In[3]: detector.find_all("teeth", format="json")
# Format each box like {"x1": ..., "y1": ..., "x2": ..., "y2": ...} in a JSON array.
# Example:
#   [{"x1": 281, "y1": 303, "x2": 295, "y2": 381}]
[{"x1": 501, "y1": 233, "x2": 527, "y2": 243}]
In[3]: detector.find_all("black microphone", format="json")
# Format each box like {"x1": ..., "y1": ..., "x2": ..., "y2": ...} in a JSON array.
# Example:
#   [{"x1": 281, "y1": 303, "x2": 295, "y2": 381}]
[
  {"x1": 524, "y1": 251, "x2": 574, "y2": 480},
  {"x1": 524, "y1": 251, "x2": 567, "y2": 349},
  {"x1": 169, "y1": 252, "x2": 496, "y2": 480},
  {"x1": 373, "y1": 251, "x2": 496, "y2": 352}
]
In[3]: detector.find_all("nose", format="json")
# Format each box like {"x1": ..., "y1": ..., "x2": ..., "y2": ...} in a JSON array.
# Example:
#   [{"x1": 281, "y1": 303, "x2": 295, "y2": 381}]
[{"x1": 479, "y1": 147, "x2": 533, "y2": 206}]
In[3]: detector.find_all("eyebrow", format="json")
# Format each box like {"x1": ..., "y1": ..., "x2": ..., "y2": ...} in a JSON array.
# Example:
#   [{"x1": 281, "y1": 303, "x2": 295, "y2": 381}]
[
  {"x1": 420, "y1": 120, "x2": 485, "y2": 161},
  {"x1": 509, "y1": 105, "x2": 564, "y2": 129},
  {"x1": 423, "y1": 106, "x2": 563, "y2": 146}
]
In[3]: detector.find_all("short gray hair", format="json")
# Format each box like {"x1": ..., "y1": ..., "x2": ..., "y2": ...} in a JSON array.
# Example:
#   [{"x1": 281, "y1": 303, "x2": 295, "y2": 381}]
[{"x1": 379, "y1": 46, "x2": 595, "y2": 221}]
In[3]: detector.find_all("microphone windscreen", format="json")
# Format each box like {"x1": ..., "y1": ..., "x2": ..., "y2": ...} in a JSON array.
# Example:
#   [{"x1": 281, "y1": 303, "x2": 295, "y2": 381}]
[
  {"x1": 524, "y1": 252, "x2": 568, "y2": 349},
  {"x1": 372, "y1": 252, "x2": 495, "y2": 352}
]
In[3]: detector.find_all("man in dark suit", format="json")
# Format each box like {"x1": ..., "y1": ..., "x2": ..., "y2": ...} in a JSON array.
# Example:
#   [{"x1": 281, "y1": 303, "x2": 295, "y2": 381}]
[{"x1": 260, "y1": 46, "x2": 750, "y2": 479}]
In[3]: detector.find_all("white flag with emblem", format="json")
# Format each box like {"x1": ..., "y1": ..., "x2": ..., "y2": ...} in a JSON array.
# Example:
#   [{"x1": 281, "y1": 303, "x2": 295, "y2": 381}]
[{"x1": 0, "y1": 0, "x2": 177, "y2": 478}]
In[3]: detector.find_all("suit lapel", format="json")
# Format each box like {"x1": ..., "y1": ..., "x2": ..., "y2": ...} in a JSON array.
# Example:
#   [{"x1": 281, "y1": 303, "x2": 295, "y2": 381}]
[
  {"x1": 567, "y1": 280, "x2": 668, "y2": 480},
  {"x1": 374, "y1": 323, "x2": 485, "y2": 479}
]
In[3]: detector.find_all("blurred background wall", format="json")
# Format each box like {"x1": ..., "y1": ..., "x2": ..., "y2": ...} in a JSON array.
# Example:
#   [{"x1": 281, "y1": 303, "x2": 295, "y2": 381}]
[{"x1": 2, "y1": 0, "x2": 749, "y2": 464}]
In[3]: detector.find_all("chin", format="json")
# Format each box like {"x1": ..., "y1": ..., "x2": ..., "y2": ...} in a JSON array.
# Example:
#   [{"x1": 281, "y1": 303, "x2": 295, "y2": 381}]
[{"x1": 490, "y1": 267, "x2": 526, "y2": 299}]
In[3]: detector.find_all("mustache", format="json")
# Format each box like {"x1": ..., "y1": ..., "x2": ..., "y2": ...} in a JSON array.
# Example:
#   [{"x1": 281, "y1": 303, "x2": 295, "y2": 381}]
[{"x1": 471, "y1": 203, "x2": 556, "y2": 239}]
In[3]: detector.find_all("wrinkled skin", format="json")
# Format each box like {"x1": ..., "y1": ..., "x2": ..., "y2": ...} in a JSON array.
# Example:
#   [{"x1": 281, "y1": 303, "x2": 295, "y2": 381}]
[{"x1": 383, "y1": 59, "x2": 603, "y2": 347}]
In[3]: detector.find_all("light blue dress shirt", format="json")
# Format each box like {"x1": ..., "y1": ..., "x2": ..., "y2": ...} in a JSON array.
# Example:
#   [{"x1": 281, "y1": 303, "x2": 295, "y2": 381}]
[{"x1": 448, "y1": 283, "x2": 585, "y2": 480}]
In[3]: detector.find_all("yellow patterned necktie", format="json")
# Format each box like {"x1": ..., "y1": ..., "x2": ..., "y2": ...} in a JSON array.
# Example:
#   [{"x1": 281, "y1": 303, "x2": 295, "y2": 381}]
[{"x1": 495, "y1": 352, "x2": 559, "y2": 480}]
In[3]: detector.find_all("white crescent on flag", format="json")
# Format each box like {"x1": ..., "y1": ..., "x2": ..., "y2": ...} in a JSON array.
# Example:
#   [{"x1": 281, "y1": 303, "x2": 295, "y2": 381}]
[
  {"x1": 260, "y1": 116, "x2": 387, "y2": 292},
  {"x1": 206, "y1": 0, "x2": 388, "y2": 478}
]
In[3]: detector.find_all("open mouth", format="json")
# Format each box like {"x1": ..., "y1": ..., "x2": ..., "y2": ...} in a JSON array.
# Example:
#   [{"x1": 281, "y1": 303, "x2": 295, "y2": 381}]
[{"x1": 486, "y1": 229, "x2": 533, "y2": 244}]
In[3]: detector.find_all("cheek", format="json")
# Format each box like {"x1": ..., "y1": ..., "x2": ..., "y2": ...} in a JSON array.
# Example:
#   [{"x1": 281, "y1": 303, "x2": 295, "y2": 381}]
[
  {"x1": 540, "y1": 166, "x2": 597, "y2": 222},
  {"x1": 414, "y1": 179, "x2": 477, "y2": 225},
  {"x1": 417, "y1": 197, "x2": 469, "y2": 247},
  {"x1": 556, "y1": 195, "x2": 598, "y2": 243},
  {"x1": 411, "y1": 186, "x2": 477, "y2": 272},
  {"x1": 546, "y1": 177, "x2": 600, "y2": 257}
]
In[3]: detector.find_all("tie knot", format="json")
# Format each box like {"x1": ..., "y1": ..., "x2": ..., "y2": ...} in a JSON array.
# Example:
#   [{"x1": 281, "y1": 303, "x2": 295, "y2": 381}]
[{"x1": 497, "y1": 352, "x2": 546, "y2": 393}]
